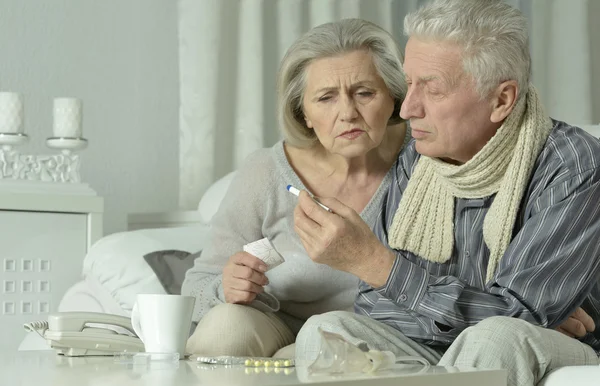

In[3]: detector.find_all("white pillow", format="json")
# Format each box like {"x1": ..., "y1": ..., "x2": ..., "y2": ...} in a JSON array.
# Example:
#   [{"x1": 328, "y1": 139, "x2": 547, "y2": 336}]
[
  {"x1": 79, "y1": 173, "x2": 235, "y2": 315},
  {"x1": 82, "y1": 225, "x2": 211, "y2": 314},
  {"x1": 197, "y1": 171, "x2": 237, "y2": 223}
]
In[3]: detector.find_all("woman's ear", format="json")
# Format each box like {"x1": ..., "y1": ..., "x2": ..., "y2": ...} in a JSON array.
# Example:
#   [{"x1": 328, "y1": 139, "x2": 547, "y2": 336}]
[
  {"x1": 490, "y1": 80, "x2": 518, "y2": 123},
  {"x1": 304, "y1": 116, "x2": 313, "y2": 128}
]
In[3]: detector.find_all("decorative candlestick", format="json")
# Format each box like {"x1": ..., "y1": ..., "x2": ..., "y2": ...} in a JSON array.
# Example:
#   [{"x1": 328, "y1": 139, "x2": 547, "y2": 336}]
[
  {"x1": 0, "y1": 94, "x2": 89, "y2": 183},
  {"x1": 0, "y1": 92, "x2": 24, "y2": 134},
  {"x1": 0, "y1": 92, "x2": 29, "y2": 152},
  {"x1": 52, "y1": 98, "x2": 82, "y2": 138},
  {"x1": 47, "y1": 97, "x2": 87, "y2": 156}
]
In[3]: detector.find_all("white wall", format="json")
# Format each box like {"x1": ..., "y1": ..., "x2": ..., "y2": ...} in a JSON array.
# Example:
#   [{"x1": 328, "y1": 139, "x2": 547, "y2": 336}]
[{"x1": 0, "y1": 0, "x2": 179, "y2": 235}]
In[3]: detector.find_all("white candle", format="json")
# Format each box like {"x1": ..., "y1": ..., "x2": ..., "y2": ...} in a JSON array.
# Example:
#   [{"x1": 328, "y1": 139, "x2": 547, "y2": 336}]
[
  {"x1": 53, "y1": 98, "x2": 82, "y2": 138},
  {"x1": 0, "y1": 92, "x2": 24, "y2": 134}
]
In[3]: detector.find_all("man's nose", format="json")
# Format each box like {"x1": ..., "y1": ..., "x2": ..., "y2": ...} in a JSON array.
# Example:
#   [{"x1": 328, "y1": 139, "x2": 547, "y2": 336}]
[{"x1": 400, "y1": 87, "x2": 424, "y2": 120}]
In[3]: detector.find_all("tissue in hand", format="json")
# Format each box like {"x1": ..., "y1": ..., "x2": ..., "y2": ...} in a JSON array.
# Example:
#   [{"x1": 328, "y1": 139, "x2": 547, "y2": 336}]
[{"x1": 243, "y1": 238, "x2": 285, "y2": 270}]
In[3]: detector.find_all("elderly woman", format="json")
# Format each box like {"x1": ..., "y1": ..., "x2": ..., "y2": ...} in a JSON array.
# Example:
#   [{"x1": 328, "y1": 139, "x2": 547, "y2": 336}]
[{"x1": 181, "y1": 18, "x2": 408, "y2": 357}]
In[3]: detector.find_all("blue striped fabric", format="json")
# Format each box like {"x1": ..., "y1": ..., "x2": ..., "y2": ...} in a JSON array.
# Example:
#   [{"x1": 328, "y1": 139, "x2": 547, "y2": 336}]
[{"x1": 355, "y1": 120, "x2": 600, "y2": 354}]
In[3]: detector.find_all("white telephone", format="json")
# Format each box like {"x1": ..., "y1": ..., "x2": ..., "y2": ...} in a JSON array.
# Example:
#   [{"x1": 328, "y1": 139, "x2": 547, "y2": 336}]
[{"x1": 24, "y1": 311, "x2": 144, "y2": 357}]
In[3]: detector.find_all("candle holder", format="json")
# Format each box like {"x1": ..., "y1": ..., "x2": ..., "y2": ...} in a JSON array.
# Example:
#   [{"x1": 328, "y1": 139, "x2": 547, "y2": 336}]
[
  {"x1": 0, "y1": 94, "x2": 88, "y2": 183},
  {"x1": 0, "y1": 132, "x2": 30, "y2": 179},
  {"x1": 0, "y1": 132, "x2": 29, "y2": 150},
  {"x1": 46, "y1": 136, "x2": 88, "y2": 155},
  {"x1": 0, "y1": 134, "x2": 88, "y2": 183}
]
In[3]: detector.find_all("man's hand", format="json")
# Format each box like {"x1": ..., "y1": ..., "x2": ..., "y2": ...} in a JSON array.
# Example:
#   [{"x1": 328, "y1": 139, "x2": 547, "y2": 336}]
[
  {"x1": 556, "y1": 307, "x2": 595, "y2": 338},
  {"x1": 293, "y1": 190, "x2": 395, "y2": 287},
  {"x1": 222, "y1": 252, "x2": 268, "y2": 304}
]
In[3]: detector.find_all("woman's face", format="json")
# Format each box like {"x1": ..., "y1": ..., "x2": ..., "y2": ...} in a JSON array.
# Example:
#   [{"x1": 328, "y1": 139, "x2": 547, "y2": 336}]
[{"x1": 302, "y1": 50, "x2": 395, "y2": 158}]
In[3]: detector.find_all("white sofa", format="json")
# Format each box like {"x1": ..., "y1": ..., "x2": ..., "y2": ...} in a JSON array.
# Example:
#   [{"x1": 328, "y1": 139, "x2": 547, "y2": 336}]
[{"x1": 19, "y1": 127, "x2": 600, "y2": 384}]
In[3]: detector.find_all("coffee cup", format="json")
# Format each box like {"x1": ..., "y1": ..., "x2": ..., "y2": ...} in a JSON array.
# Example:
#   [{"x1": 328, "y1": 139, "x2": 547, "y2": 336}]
[{"x1": 130, "y1": 294, "x2": 195, "y2": 357}]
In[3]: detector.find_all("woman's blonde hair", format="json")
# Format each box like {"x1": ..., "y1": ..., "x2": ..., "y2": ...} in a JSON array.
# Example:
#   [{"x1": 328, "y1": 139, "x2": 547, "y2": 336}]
[{"x1": 277, "y1": 19, "x2": 406, "y2": 148}]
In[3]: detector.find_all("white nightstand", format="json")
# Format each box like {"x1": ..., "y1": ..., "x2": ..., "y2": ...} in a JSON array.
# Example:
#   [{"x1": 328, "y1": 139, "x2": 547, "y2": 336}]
[{"x1": 0, "y1": 181, "x2": 103, "y2": 353}]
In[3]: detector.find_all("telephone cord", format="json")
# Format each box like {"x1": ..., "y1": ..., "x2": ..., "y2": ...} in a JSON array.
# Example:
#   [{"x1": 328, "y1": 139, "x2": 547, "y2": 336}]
[{"x1": 23, "y1": 320, "x2": 49, "y2": 339}]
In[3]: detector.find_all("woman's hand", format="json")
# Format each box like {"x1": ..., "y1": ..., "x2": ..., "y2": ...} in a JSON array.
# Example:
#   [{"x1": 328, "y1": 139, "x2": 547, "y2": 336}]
[
  {"x1": 222, "y1": 252, "x2": 269, "y2": 304},
  {"x1": 293, "y1": 190, "x2": 395, "y2": 287},
  {"x1": 556, "y1": 307, "x2": 595, "y2": 338}
]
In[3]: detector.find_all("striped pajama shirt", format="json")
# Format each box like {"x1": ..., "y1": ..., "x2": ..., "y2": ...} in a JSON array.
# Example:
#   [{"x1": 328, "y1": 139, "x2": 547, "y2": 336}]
[{"x1": 355, "y1": 120, "x2": 600, "y2": 355}]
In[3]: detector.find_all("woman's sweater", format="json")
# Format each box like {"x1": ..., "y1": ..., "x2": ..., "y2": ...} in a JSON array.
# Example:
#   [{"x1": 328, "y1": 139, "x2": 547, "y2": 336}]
[{"x1": 181, "y1": 140, "x2": 393, "y2": 333}]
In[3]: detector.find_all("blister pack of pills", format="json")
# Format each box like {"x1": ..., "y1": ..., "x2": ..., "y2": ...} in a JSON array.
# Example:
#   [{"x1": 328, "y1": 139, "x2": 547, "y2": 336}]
[{"x1": 191, "y1": 355, "x2": 295, "y2": 368}]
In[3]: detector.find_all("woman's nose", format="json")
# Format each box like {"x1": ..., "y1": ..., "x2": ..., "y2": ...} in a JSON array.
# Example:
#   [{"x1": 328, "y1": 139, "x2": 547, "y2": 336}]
[{"x1": 339, "y1": 96, "x2": 358, "y2": 121}]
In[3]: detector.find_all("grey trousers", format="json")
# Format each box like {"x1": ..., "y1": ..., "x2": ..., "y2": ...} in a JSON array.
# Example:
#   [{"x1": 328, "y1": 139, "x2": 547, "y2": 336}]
[{"x1": 294, "y1": 311, "x2": 600, "y2": 386}]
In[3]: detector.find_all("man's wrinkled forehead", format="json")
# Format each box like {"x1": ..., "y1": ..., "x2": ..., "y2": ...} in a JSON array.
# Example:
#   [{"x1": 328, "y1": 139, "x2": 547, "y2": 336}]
[{"x1": 403, "y1": 37, "x2": 465, "y2": 87}]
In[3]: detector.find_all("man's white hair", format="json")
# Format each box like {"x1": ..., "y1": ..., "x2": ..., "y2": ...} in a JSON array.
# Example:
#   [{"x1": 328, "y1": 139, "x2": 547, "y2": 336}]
[{"x1": 404, "y1": 0, "x2": 530, "y2": 100}]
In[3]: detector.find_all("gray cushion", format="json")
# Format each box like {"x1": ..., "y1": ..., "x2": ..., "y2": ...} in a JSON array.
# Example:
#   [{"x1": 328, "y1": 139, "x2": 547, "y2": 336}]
[{"x1": 143, "y1": 249, "x2": 201, "y2": 294}]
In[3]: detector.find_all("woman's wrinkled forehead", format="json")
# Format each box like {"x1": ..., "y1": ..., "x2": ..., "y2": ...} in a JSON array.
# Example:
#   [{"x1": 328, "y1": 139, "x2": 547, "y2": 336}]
[{"x1": 303, "y1": 51, "x2": 386, "y2": 94}]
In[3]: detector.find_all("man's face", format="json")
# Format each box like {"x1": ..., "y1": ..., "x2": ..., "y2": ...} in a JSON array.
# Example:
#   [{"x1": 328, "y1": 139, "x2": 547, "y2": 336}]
[{"x1": 400, "y1": 38, "x2": 498, "y2": 164}]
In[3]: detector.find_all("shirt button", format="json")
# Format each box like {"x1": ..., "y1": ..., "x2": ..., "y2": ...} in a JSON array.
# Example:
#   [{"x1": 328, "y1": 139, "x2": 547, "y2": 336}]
[{"x1": 399, "y1": 294, "x2": 408, "y2": 302}]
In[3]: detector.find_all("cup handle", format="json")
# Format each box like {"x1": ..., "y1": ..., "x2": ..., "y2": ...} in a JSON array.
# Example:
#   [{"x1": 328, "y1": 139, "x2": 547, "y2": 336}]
[{"x1": 130, "y1": 302, "x2": 145, "y2": 342}]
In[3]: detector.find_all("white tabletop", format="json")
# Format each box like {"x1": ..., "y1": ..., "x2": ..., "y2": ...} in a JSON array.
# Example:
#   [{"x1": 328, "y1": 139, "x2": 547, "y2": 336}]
[{"x1": 4, "y1": 351, "x2": 506, "y2": 386}]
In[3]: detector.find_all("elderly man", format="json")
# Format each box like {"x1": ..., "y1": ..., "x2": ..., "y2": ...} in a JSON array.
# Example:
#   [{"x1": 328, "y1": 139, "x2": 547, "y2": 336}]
[{"x1": 292, "y1": 1, "x2": 600, "y2": 385}]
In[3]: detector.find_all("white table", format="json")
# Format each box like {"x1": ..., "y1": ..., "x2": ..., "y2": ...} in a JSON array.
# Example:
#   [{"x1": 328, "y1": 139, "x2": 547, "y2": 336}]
[{"x1": 3, "y1": 351, "x2": 506, "y2": 386}]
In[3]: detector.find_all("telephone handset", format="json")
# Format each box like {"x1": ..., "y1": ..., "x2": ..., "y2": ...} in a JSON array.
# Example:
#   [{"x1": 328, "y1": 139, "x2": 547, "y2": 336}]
[{"x1": 24, "y1": 311, "x2": 144, "y2": 357}]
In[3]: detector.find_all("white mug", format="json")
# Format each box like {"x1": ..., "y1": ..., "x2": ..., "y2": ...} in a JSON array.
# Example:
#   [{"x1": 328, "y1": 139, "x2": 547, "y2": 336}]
[{"x1": 131, "y1": 294, "x2": 195, "y2": 357}]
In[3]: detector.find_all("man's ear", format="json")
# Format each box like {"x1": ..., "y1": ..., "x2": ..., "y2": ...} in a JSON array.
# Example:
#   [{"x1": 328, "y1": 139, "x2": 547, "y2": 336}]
[{"x1": 490, "y1": 80, "x2": 518, "y2": 123}]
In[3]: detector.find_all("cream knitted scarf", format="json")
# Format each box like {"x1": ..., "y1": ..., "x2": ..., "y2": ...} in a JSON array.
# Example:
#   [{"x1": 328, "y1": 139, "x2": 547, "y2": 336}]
[{"x1": 388, "y1": 86, "x2": 552, "y2": 282}]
